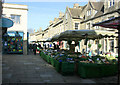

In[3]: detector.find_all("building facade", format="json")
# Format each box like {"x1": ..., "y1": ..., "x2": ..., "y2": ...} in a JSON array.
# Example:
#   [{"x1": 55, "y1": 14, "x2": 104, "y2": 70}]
[
  {"x1": 30, "y1": 0, "x2": 119, "y2": 54},
  {"x1": 80, "y1": 0, "x2": 119, "y2": 54},
  {"x1": 2, "y1": 3, "x2": 28, "y2": 54}
]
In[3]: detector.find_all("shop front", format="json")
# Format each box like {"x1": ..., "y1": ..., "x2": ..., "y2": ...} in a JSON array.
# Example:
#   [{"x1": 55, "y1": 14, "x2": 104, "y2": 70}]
[
  {"x1": 3, "y1": 31, "x2": 24, "y2": 54},
  {"x1": 1, "y1": 17, "x2": 14, "y2": 54}
]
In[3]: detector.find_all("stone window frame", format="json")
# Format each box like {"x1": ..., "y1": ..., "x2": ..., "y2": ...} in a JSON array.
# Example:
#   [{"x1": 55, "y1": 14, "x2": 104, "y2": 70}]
[
  {"x1": 87, "y1": 9, "x2": 91, "y2": 16},
  {"x1": 86, "y1": 22, "x2": 90, "y2": 29},
  {"x1": 75, "y1": 23, "x2": 79, "y2": 30},
  {"x1": 108, "y1": 0, "x2": 115, "y2": 8}
]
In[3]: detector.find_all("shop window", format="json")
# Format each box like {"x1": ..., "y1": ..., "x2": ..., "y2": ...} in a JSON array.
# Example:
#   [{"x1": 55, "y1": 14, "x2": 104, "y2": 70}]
[
  {"x1": 75, "y1": 23, "x2": 79, "y2": 30},
  {"x1": 11, "y1": 14, "x2": 21, "y2": 24}
]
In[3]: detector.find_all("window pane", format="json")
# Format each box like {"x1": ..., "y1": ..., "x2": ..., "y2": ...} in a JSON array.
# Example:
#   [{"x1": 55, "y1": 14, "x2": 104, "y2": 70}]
[
  {"x1": 11, "y1": 15, "x2": 21, "y2": 24},
  {"x1": 11, "y1": 15, "x2": 15, "y2": 19},
  {"x1": 113, "y1": 0, "x2": 115, "y2": 5},
  {"x1": 75, "y1": 23, "x2": 79, "y2": 30},
  {"x1": 87, "y1": 23, "x2": 90, "y2": 29},
  {"x1": 16, "y1": 15, "x2": 20, "y2": 24},
  {"x1": 110, "y1": 39, "x2": 114, "y2": 52}
]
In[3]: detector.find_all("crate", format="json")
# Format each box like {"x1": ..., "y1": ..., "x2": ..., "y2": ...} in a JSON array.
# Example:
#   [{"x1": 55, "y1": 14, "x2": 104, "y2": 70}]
[
  {"x1": 46, "y1": 55, "x2": 51, "y2": 63},
  {"x1": 78, "y1": 62, "x2": 118, "y2": 78},
  {"x1": 51, "y1": 58, "x2": 55, "y2": 67},
  {"x1": 61, "y1": 62, "x2": 75, "y2": 75},
  {"x1": 55, "y1": 60, "x2": 61, "y2": 72}
]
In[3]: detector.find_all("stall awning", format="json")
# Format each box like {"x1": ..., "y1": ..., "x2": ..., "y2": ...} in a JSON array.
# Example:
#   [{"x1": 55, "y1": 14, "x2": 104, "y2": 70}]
[
  {"x1": 51, "y1": 30, "x2": 117, "y2": 41},
  {"x1": 0, "y1": 17, "x2": 14, "y2": 28},
  {"x1": 93, "y1": 16, "x2": 120, "y2": 29}
]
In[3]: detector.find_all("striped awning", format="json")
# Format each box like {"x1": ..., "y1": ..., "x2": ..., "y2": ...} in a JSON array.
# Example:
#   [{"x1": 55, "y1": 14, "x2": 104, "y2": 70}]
[{"x1": 93, "y1": 16, "x2": 120, "y2": 29}]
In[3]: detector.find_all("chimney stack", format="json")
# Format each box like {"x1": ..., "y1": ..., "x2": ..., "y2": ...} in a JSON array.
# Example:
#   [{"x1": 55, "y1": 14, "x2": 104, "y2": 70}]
[
  {"x1": 39, "y1": 27, "x2": 42, "y2": 31},
  {"x1": 34, "y1": 29, "x2": 35, "y2": 33},
  {"x1": 73, "y1": 3, "x2": 79, "y2": 8},
  {"x1": 59, "y1": 11, "x2": 64, "y2": 18},
  {"x1": 49, "y1": 20, "x2": 53, "y2": 25}
]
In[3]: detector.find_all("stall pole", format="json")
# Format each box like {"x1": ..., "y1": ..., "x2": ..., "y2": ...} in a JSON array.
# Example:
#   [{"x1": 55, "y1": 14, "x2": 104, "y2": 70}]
[{"x1": 117, "y1": 26, "x2": 120, "y2": 84}]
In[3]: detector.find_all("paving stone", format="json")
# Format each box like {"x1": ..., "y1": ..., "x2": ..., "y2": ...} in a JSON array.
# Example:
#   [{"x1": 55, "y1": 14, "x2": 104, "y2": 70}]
[
  {"x1": 80, "y1": 79, "x2": 96, "y2": 83},
  {"x1": 2, "y1": 67, "x2": 9, "y2": 70},
  {"x1": 40, "y1": 74, "x2": 53, "y2": 78},
  {"x1": 23, "y1": 62, "x2": 34, "y2": 65},
  {"x1": 2, "y1": 74, "x2": 12, "y2": 79},
  {"x1": 2, "y1": 53, "x2": 118, "y2": 83}
]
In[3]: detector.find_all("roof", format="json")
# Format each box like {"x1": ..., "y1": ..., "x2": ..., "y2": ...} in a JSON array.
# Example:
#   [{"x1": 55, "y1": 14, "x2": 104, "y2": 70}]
[
  {"x1": 68, "y1": 7, "x2": 82, "y2": 18},
  {"x1": 81, "y1": 7, "x2": 120, "y2": 23},
  {"x1": 90, "y1": 2, "x2": 104, "y2": 11},
  {"x1": 4, "y1": 3, "x2": 28, "y2": 7},
  {"x1": 3, "y1": 3, "x2": 28, "y2": 10},
  {"x1": 94, "y1": 11, "x2": 103, "y2": 17},
  {"x1": 81, "y1": 5, "x2": 87, "y2": 12}
]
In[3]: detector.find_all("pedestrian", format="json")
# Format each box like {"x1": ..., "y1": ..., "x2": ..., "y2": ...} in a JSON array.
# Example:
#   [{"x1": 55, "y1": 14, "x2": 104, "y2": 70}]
[
  {"x1": 53, "y1": 43, "x2": 56, "y2": 50},
  {"x1": 33, "y1": 43, "x2": 37, "y2": 55},
  {"x1": 38, "y1": 44, "x2": 41, "y2": 49}
]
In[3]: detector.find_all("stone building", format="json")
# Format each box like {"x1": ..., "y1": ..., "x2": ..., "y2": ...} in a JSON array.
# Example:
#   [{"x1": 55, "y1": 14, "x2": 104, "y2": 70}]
[
  {"x1": 31, "y1": 0, "x2": 119, "y2": 54},
  {"x1": 2, "y1": 3, "x2": 28, "y2": 54},
  {"x1": 80, "y1": 0, "x2": 119, "y2": 54}
]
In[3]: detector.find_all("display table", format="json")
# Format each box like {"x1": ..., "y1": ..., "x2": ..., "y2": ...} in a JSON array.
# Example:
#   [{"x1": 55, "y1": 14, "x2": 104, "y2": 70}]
[{"x1": 78, "y1": 62, "x2": 118, "y2": 78}]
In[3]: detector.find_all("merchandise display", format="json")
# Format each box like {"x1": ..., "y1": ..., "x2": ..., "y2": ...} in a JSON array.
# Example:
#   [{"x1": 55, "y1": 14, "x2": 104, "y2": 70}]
[
  {"x1": 2, "y1": 32, "x2": 23, "y2": 54},
  {"x1": 7, "y1": 36, "x2": 23, "y2": 53},
  {"x1": 39, "y1": 48, "x2": 118, "y2": 77}
]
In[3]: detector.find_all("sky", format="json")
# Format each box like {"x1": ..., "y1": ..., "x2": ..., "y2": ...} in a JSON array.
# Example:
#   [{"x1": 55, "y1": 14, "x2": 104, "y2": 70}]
[{"x1": 4, "y1": 1, "x2": 88, "y2": 32}]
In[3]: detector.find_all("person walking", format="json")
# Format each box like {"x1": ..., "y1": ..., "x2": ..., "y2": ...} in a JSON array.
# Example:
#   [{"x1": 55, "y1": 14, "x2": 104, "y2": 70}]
[{"x1": 33, "y1": 43, "x2": 37, "y2": 55}]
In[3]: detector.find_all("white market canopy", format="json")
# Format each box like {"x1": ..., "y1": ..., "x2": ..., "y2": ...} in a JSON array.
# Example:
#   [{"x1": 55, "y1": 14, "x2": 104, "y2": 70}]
[{"x1": 51, "y1": 30, "x2": 117, "y2": 41}]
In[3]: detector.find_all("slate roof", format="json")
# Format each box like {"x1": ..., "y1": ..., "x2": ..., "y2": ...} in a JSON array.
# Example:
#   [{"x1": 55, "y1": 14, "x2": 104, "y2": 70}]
[
  {"x1": 90, "y1": 1, "x2": 104, "y2": 17},
  {"x1": 90, "y1": 2, "x2": 104, "y2": 11},
  {"x1": 68, "y1": 7, "x2": 83, "y2": 18},
  {"x1": 94, "y1": 11, "x2": 104, "y2": 17}
]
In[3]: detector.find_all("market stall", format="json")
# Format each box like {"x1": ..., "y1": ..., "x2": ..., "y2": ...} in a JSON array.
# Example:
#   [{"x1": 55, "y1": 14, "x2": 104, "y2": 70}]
[
  {"x1": 93, "y1": 16, "x2": 120, "y2": 80},
  {"x1": 39, "y1": 29, "x2": 118, "y2": 78}
]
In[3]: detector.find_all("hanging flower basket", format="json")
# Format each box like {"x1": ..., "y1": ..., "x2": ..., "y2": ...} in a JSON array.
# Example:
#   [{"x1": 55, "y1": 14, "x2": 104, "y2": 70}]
[
  {"x1": 98, "y1": 44, "x2": 102, "y2": 49},
  {"x1": 88, "y1": 44, "x2": 91, "y2": 48}
]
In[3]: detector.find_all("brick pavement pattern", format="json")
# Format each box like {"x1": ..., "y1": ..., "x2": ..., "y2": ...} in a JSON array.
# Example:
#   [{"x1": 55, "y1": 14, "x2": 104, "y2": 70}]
[{"x1": 2, "y1": 52, "x2": 118, "y2": 84}]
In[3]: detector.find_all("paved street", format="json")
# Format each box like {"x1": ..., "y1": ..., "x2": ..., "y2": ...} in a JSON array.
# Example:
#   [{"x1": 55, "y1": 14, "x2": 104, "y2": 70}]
[{"x1": 2, "y1": 52, "x2": 118, "y2": 84}]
